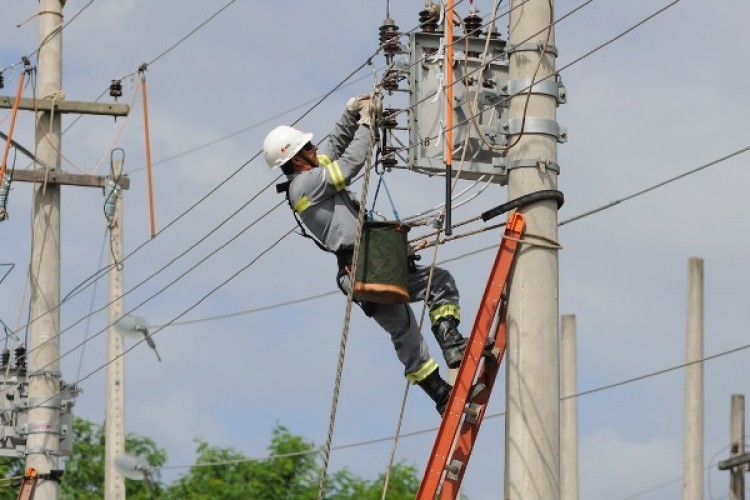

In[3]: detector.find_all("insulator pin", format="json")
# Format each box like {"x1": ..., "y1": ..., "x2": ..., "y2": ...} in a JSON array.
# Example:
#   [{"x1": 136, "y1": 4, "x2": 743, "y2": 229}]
[
  {"x1": 14, "y1": 347, "x2": 25, "y2": 371},
  {"x1": 109, "y1": 79, "x2": 122, "y2": 100},
  {"x1": 382, "y1": 69, "x2": 400, "y2": 92},
  {"x1": 463, "y1": 13, "x2": 483, "y2": 36},
  {"x1": 419, "y1": 8, "x2": 441, "y2": 32},
  {"x1": 381, "y1": 108, "x2": 399, "y2": 129},
  {"x1": 379, "y1": 18, "x2": 401, "y2": 54},
  {"x1": 381, "y1": 147, "x2": 399, "y2": 169}
]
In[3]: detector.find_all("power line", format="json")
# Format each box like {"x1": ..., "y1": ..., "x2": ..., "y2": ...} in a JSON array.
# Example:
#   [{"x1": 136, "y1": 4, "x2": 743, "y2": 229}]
[
  {"x1": 151, "y1": 291, "x2": 338, "y2": 329},
  {"x1": 36, "y1": 0, "x2": 712, "y2": 406},
  {"x1": 145, "y1": 1, "x2": 238, "y2": 68},
  {"x1": 47, "y1": 0, "x2": 616, "y2": 336},
  {"x1": 156, "y1": 344, "x2": 750, "y2": 472},
  {"x1": 148, "y1": 143, "x2": 750, "y2": 326},
  {"x1": 15, "y1": 199, "x2": 287, "y2": 387},
  {"x1": 390, "y1": 0, "x2": 683, "y2": 159},
  {"x1": 37, "y1": 227, "x2": 296, "y2": 409},
  {"x1": 14, "y1": 50, "x2": 381, "y2": 346}
]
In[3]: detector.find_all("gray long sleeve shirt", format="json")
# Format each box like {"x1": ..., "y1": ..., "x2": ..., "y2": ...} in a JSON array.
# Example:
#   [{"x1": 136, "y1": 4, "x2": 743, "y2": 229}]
[{"x1": 286, "y1": 111, "x2": 372, "y2": 253}]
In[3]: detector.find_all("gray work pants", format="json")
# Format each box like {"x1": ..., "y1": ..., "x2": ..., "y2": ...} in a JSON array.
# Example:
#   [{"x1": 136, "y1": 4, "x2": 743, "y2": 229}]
[{"x1": 337, "y1": 264, "x2": 460, "y2": 380}]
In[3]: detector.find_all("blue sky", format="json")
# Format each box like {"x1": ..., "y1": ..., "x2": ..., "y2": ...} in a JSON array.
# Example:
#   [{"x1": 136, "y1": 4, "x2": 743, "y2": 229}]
[{"x1": 2, "y1": 1, "x2": 750, "y2": 498}]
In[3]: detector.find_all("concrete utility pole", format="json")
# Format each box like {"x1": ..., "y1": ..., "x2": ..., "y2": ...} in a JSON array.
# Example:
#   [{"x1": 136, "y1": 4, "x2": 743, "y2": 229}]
[
  {"x1": 721, "y1": 395, "x2": 746, "y2": 500},
  {"x1": 504, "y1": 0, "x2": 561, "y2": 497},
  {"x1": 0, "y1": 3, "x2": 131, "y2": 498},
  {"x1": 683, "y1": 258, "x2": 704, "y2": 500},
  {"x1": 25, "y1": 3, "x2": 65, "y2": 498},
  {"x1": 561, "y1": 315, "x2": 578, "y2": 500},
  {"x1": 105, "y1": 159, "x2": 125, "y2": 499}
]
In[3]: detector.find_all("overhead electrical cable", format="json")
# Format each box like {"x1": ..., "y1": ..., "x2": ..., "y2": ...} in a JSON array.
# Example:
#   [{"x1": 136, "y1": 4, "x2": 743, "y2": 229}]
[
  {"x1": 153, "y1": 344, "x2": 750, "y2": 471},
  {"x1": 390, "y1": 0, "x2": 681, "y2": 158},
  {"x1": 11, "y1": 198, "x2": 287, "y2": 383},
  {"x1": 145, "y1": 1, "x2": 238, "y2": 68},
  {"x1": 38, "y1": 0, "x2": 696, "y2": 364},
  {"x1": 152, "y1": 142, "x2": 750, "y2": 324},
  {"x1": 17, "y1": 0, "x2": 96, "y2": 61},
  {"x1": 13, "y1": 50, "x2": 383, "y2": 343},
  {"x1": 31, "y1": 227, "x2": 296, "y2": 409}
]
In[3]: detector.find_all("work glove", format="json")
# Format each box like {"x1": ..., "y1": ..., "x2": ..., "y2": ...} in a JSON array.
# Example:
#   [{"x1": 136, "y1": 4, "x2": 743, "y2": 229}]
[
  {"x1": 346, "y1": 93, "x2": 372, "y2": 114},
  {"x1": 357, "y1": 98, "x2": 374, "y2": 127}
]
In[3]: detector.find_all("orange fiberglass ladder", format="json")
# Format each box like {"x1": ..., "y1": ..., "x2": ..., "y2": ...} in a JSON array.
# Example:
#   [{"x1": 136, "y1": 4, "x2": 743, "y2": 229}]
[
  {"x1": 417, "y1": 211, "x2": 526, "y2": 499},
  {"x1": 16, "y1": 468, "x2": 37, "y2": 500}
]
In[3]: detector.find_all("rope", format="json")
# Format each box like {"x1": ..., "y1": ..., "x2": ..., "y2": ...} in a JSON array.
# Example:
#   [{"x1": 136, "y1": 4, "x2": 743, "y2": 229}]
[
  {"x1": 139, "y1": 65, "x2": 157, "y2": 237},
  {"x1": 317, "y1": 92, "x2": 382, "y2": 499},
  {"x1": 0, "y1": 63, "x2": 28, "y2": 183},
  {"x1": 380, "y1": 29, "x2": 488, "y2": 485}
]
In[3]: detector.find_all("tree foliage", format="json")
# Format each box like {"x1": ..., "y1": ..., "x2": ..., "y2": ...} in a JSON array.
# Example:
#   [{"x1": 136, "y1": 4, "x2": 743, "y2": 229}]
[{"x1": 0, "y1": 418, "x2": 422, "y2": 499}]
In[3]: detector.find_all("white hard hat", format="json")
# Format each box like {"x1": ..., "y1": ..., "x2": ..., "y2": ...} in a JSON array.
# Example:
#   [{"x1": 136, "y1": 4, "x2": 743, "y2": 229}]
[{"x1": 263, "y1": 125, "x2": 314, "y2": 169}]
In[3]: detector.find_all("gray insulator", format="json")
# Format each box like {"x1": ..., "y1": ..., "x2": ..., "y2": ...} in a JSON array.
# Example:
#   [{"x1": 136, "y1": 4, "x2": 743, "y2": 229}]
[
  {"x1": 0, "y1": 178, "x2": 9, "y2": 221},
  {"x1": 103, "y1": 179, "x2": 119, "y2": 221}
]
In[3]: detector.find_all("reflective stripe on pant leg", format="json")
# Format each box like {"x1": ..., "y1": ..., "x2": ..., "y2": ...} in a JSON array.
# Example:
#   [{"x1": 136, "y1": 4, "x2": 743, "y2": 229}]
[
  {"x1": 430, "y1": 303, "x2": 461, "y2": 325},
  {"x1": 407, "y1": 265, "x2": 461, "y2": 325},
  {"x1": 406, "y1": 358, "x2": 439, "y2": 384}
]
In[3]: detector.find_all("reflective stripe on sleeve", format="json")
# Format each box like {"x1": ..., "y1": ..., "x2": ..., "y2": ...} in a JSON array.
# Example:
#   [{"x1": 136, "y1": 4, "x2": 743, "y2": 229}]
[
  {"x1": 406, "y1": 358, "x2": 439, "y2": 384},
  {"x1": 430, "y1": 304, "x2": 461, "y2": 325},
  {"x1": 325, "y1": 161, "x2": 346, "y2": 191},
  {"x1": 318, "y1": 154, "x2": 333, "y2": 166},
  {"x1": 293, "y1": 195, "x2": 311, "y2": 213}
]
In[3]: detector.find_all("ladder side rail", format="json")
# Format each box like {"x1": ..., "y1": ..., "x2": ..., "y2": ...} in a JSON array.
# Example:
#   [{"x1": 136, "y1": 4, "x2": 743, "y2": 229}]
[
  {"x1": 16, "y1": 467, "x2": 37, "y2": 500},
  {"x1": 440, "y1": 306, "x2": 509, "y2": 499},
  {"x1": 417, "y1": 212, "x2": 526, "y2": 499}
]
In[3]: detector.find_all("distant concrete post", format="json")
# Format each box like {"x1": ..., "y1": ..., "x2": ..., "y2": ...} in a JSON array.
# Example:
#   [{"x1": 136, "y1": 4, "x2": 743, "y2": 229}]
[
  {"x1": 561, "y1": 315, "x2": 578, "y2": 500},
  {"x1": 730, "y1": 395, "x2": 745, "y2": 500},
  {"x1": 683, "y1": 257, "x2": 704, "y2": 500}
]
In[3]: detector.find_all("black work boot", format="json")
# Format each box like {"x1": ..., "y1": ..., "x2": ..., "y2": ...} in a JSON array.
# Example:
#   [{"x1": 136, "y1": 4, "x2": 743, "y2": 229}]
[
  {"x1": 417, "y1": 369, "x2": 453, "y2": 416},
  {"x1": 431, "y1": 318, "x2": 467, "y2": 369}
]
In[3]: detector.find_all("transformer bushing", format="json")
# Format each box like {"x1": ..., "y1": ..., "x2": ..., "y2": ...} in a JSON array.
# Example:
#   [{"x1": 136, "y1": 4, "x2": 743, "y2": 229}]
[
  {"x1": 379, "y1": 18, "x2": 401, "y2": 63},
  {"x1": 382, "y1": 108, "x2": 399, "y2": 129},
  {"x1": 382, "y1": 69, "x2": 400, "y2": 92},
  {"x1": 463, "y1": 13, "x2": 483, "y2": 36},
  {"x1": 381, "y1": 147, "x2": 399, "y2": 169},
  {"x1": 419, "y1": 8, "x2": 440, "y2": 33}
]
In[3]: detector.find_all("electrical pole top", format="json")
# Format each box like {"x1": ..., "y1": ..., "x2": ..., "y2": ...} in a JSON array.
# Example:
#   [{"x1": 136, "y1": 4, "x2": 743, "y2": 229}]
[
  {"x1": 0, "y1": 96, "x2": 129, "y2": 117},
  {"x1": 9, "y1": 169, "x2": 130, "y2": 190},
  {"x1": 0, "y1": 93, "x2": 131, "y2": 190}
]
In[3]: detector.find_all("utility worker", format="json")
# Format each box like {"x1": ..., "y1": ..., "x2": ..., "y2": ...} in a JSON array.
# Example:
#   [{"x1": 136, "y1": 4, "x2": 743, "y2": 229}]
[{"x1": 263, "y1": 94, "x2": 467, "y2": 415}]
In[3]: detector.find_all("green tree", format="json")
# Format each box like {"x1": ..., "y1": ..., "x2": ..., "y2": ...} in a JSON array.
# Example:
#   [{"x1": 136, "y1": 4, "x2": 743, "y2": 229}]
[
  {"x1": 0, "y1": 419, "x2": 424, "y2": 499},
  {"x1": 165, "y1": 425, "x2": 318, "y2": 499},
  {"x1": 328, "y1": 461, "x2": 421, "y2": 499},
  {"x1": 62, "y1": 418, "x2": 167, "y2": 499},
  {"x1": 166, "y1": 425, "x2": 422, "y2": 499},
  {"x1": 0, "y1": 418, "x2": 166, "y2": 499}
]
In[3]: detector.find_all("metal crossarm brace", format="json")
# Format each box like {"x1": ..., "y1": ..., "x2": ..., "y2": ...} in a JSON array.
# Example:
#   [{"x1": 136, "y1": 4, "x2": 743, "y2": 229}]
[{"x1": 417, "y1": 211, "x2": 526, "y2": 500}]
